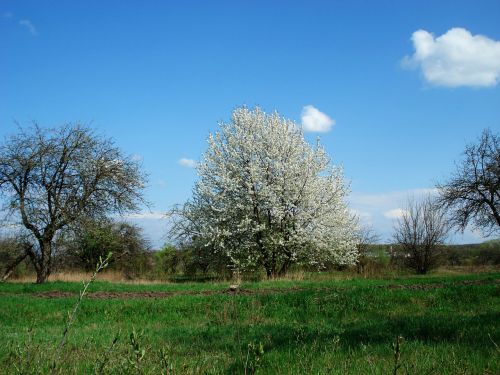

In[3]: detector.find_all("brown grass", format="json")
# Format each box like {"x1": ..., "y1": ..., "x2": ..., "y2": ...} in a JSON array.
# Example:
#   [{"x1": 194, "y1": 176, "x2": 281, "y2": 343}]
[
  {"x1": 7, "y1": 265, "x2": 499, "y2": 284},
  {"x1": 431, "y1": 265, "x2": 500, "y2": 275},
  {"x1": 9, "y1": 270, "x2": 172, "y2": 284}
]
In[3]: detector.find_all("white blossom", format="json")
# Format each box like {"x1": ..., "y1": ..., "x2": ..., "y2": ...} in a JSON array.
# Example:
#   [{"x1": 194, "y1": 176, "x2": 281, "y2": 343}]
[{"x1": 171, "y1": 107, "x2": 358, "y2": 276}]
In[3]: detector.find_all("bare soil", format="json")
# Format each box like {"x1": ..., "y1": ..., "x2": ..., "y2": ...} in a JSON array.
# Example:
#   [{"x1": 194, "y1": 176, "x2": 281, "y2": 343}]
[{"x1": 14, "y1": 278, "x2": 496, "y2": 299}]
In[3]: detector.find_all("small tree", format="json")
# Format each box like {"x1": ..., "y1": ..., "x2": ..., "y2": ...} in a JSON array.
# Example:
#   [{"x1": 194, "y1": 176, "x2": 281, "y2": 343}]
[
  {"x1": 170, "y1": 107, "x2": 357, "y2": 277},
  {"x1": 393, "y1": 196, "x2": 450, "y2": 274},
  {"x1": 111, "y1": 221, "x2": 152, "y2": 278},
  {"x1": 355, "y1": 225, "x2": 380, "y2": 275},
  {"x1": 69, "y1": 220, "x2": 151, "y2": 277},
  {"x1": 0, "y1": 235, "x2": 32, "y2": 281},
  {"x1": 436, "y1": 129, "x2": 500, "y2": 235},
  {"x1": 155, "y1": 243, "x2": 180, "y2": 275},
  {"x1": 68, "y1": 220, "x2": 120, "y2": 272},
  {"x1": 0, "y1": 124, "x2": 146, "y2": 283}
]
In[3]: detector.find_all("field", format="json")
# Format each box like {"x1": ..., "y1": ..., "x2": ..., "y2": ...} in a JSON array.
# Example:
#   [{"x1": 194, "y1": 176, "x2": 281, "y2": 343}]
[{"x1": 0, "y1": 272, "x2": 499, "y2": 374}]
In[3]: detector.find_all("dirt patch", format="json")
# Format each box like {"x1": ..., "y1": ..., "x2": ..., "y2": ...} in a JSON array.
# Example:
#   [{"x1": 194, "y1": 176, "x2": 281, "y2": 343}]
[
  {"x1": 28, "y1": 286, "x2": 302, "y2": 299},
  {"x1": 88, "y1": 290, "x2": 224, "y2": 299},
  {"x1": 32, "y1": 291, "x2": 76, "y2": 298},
  {"x1": 6, "y1": 279, "x2": 498, "y2": 300},
  {"x1": 86, "y1": 287, "x2": 290, "y2": 299}
]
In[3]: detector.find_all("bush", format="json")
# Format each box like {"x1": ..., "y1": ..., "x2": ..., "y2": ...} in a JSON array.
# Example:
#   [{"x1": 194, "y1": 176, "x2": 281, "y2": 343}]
[
  {"x1": 66, "y1": 220, "x2": 152, "y2": 278},
  {"x1": 149, "y1": 240, "x2": 234, "y2": 281},
  {"x1": 0, "y1": 236, "x2": 33, "y2": 279}
]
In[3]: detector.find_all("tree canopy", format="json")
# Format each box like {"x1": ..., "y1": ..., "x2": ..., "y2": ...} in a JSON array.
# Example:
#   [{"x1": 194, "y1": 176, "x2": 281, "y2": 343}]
[
  {"x1": 170, "y1": 107, "x2": 358, "y2": 277},
  {"x1": 437, "y1": 128, "x2": 500, "y2": 235},
  {"x1": 0, "y1": 124, "x2": 147, "y2": 282}
]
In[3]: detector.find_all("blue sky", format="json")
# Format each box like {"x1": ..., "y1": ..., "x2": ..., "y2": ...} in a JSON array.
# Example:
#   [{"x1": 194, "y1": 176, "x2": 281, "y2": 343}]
[{"x1": 1, "y1": 1, "x2": 499, "y2": 246}]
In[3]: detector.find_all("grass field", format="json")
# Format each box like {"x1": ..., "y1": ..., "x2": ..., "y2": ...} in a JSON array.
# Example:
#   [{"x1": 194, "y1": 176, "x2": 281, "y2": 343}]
[{"x1": 0, "y1": 272, "x2": 499, "y2": 374}]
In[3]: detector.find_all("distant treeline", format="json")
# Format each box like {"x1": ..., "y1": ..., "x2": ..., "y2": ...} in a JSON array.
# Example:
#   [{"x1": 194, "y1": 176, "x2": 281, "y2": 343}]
[
  {"x1": 363, "y1": 241, "x2": 500, "y2": 273},
  {"x1": 2, "y1": 229, "x2": 499, "y2": 281}
]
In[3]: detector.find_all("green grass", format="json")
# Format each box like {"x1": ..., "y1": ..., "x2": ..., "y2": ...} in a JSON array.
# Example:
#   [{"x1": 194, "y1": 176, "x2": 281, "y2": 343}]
[{"x1": 0, "y1": 272, "x2": 499, "y2": 374}]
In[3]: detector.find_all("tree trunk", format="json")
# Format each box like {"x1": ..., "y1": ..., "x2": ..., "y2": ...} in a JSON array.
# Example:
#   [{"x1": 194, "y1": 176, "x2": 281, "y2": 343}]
[
  {"x1": 35, "y1": 240, "x2": 52, "y2": 284},
  {"x1": 36, "y1": 265, "x2": 50, "y2": 283},
  {"x1": 278, "y1": 260, "x2": 290, "y2": 277},
  {"x1": 264, "y1": 259, "x2": 277, "y2": 279},
  {"x1": 488, "y1": 200, "x2": 500, "y2": 227},
  {"x1": 357, "y1": 261, "x2": 364, "y2": 275},
  {"x1": 265, "y1": 267, "x2": 273, "y2": 278},
  {"x1": 265, "y1": 261, "x2": 278, "y2": 279}
]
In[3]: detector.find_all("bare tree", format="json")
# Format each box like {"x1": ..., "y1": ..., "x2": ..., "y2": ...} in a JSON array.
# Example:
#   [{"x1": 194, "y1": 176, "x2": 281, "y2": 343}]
[
  {"x1": 436, "y1": 129, "x2": 500, "y2": 235},
  {"x1": 393, "y1": 196, "x2": 450, "y2": 274},
  {"x1": 0, "y1": 124, "x2": 147, "y2": 283},
  {"x1": 355, "y1": 225, "x2": 379, "y2": 274}
]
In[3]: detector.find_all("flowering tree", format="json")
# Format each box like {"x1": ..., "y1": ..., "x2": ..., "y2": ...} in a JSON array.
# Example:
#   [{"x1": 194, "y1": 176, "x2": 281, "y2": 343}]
[{"x1": 171, "y1": 107, "x2": 357, "y2": 277}]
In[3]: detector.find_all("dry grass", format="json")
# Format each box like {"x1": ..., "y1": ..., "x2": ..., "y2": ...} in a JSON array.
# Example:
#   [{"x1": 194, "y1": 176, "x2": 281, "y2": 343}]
[
  {"x1": 267, "y1": 270, "x2": 356, "y2": 282},
  {"x1": 431, "y1": 265, "x2": 500, "y2": 275},
  {"x1": 8, "y1": 265, "x2": 498, "y2": 284},
  {"x1": 270, "y1": 270, "x2": 306, "y2": 281},
  {"x1": 9, "y1": 270, "x2": 172, "y2": 284}
]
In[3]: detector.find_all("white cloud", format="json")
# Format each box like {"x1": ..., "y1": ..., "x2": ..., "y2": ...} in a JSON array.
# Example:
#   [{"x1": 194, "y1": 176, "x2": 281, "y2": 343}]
[
  {"x1": 384, "y1": 208, "x2": 407, "y2": 219},
  {"x1": 125, "y1": 211, "x2": 166, "y2": 220},
  {"x1": 301, "y1": 105, "x2": 335, "y2": 132},
  {"x1": 178, "y1": 158, "x2": 197, "y2": 168},
  {"x1": 349, "y1": 188, "x2": 493, "y2": 244},
  {"x1": 351, "y1": 208, "x2": 372, "y2": 219},
  {"x1": 124, "y1": 213, "x2": 169, "y2": 248},
  {"x1": 19, "y1": 19, "x2": 37, "y2": 35},
  {"x1": 350, "y1": 188, "x2": 437, "y2": 208},
  {"x1": 403, "y1": 27, "x2": 500, "y2": 87},
  {"x1": 351, "y1": 208, "x2": 373, "y2": 226},
  {"x1": 131, "y1": 154, "x2": 143, "y2": 162},
  {"x1": 349, "y1": 188, "x2": 436, "y2": 242}
]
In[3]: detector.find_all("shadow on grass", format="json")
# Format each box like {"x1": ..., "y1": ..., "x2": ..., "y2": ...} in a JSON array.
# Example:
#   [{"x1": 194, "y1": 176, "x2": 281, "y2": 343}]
[
  {"x1": 221, "y1": 311, "x2": 499, "y2": 373},
  {"x1": 156, "y1": 310, "x2": 498, "y2": 355}
]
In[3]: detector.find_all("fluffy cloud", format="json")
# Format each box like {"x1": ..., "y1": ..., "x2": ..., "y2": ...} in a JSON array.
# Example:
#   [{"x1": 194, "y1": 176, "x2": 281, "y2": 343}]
[
  {"x1": 349, "y1": 188, "x2": 490, "y2": 243},
  {"x1": 349, "y1": 188, "x2": 436, "y2": 241},
  {"x1": 301, "y1": 105, "x2": 335, "y2": 132},
  {"x1": 383, "y1": 208, "x2": 407, "y2": 219},
  {"x1": 403, "y1": 28, "x2": 500, "y2": 87},
  {"x1": 124, "y1": 213, "x2": 169, "y2": 248},
  {"x1": 19, "y1": 19, "x2": 37, "y2": 35},
  {"x1": 350, "y1": 188, "x2": 437, "y2": 209},
  {"x1": 125, "y1": 211, "x2": 165, "y2": 220},
  {"x1": 178, "y1": 158, "x2": 197, "y2": 168}
]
